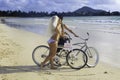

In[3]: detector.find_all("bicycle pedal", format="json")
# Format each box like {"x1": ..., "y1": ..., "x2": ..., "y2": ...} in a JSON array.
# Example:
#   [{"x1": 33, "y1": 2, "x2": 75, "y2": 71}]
[
  {"x1": 70, "y1": 62, "x2": 74, "y2": 65},
  {"x1": 89, "y1": 56, "x2": 93, "y2": 58}
]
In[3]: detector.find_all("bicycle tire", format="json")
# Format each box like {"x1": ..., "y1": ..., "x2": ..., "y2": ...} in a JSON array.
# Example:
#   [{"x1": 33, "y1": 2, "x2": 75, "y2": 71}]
[
  {"x1": 54, "y1": 49, "x2": 68, "y2": 66},
  {"x1": 66, "y1": 49, "x2": 88, "y2": 70},
  {"x1": 85, "y1": 47, "x2": 99, "y2": 67},
  {"x1": 32, "y1": 45, "x2": 49, "y2": 67}
]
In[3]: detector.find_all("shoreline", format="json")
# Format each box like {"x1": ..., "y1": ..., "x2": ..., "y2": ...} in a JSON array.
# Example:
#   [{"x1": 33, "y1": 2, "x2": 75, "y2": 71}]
[{"x1": 0, "y1": 23, "x2": 120, "y2": 80}]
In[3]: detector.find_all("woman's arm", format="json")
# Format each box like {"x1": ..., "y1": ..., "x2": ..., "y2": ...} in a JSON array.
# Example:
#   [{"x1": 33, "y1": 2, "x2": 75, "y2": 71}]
[
  {"x1": 63, "y1": 24, "x2": 79, "y2": 37},
  {"x1": 55, "y1": 25, "x2": 62, "y2": 37}
]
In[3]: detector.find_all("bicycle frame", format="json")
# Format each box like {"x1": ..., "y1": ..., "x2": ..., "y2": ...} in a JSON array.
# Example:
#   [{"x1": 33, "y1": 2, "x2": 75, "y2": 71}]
[
  {"x1": 56, "y1": 43, "x2": 72, "y2": 57},
  {"x1": 74, "y1": 42, "x2": 93, "y2": 57},
  {"x1": 72, "y1": 32, "x2": 93, "y2": 57}
]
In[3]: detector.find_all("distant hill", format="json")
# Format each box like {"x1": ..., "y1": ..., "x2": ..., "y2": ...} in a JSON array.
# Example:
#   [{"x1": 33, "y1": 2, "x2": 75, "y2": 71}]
[
  {"x1": 73, "y1": 6, "x2": 107, "y2": 16},
  {"x1": 0, "y1": 6, "x2": 120, "y2": 17}
]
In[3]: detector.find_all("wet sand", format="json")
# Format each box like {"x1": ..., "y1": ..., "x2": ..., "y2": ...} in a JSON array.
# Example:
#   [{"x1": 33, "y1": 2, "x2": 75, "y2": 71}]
[{"x1": 0, "y1": 23, "x2": 120, "y2": 80}]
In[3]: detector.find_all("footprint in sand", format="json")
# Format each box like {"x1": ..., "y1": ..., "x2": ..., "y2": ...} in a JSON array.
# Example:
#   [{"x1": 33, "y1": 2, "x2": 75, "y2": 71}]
[
  {"x1": 0, "y1": 37, "x2": 23, "y2": 65},
  {"x1": 1, "y1": 75, "x2": 8, "y2": 80}
]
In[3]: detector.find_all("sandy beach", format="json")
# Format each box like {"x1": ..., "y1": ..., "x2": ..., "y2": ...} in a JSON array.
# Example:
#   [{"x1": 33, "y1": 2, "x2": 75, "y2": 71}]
[{"x1": 0, "y1": 23, "x2": 120, "y2": 80}]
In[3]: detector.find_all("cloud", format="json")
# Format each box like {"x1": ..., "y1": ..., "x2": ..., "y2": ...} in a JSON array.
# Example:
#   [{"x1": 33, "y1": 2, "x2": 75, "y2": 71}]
[
  {"x1": 86, "y1": 0, "x2": 120, "y2": 11},
  {"x1": 0, "y1": 0, "x2": 88, "y2": 12},
  {"x1": 0, "y1": 0, "x2": 120, "y2": 12},
  {"x1": 87, "y1": 0, "x2": 115, "y2": 5},
  {"x1": 0, "y1": 0, "x2": 28, "y2": 10}
]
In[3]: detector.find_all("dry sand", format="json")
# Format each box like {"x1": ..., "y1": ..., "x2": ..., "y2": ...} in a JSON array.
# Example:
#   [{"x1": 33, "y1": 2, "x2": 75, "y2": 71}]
[{"x1": 0, "y1": 23, "x2": 120, "y2": 80}]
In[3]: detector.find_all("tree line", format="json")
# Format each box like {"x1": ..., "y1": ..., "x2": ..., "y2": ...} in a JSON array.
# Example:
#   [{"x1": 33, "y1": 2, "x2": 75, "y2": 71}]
[{"x1": 0, "y1": 10, "x2": 120, "y2": 17}]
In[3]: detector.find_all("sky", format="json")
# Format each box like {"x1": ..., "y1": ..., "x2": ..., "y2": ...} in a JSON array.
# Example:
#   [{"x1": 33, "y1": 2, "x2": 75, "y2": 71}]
[{"x1": 0, "y1": 0, "x2": 120, "y2": 12}]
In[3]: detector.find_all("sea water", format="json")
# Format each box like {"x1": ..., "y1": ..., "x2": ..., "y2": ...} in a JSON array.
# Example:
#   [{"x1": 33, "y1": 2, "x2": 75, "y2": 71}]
[
  {"x1": 2, "y1": 16, "x2": 120, "y2": 68},
  {"x1": 4, "y1": 16, "x2": 120, "y2": 34}
]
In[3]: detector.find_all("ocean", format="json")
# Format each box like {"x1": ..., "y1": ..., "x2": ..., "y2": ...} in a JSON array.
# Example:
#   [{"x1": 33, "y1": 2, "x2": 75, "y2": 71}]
[
  {"x1": 2, "y1": 16, "x2": 120, "y2": 68},
  {"x1": 3, "y1": 16, "x2": 120, "y2": 34}
]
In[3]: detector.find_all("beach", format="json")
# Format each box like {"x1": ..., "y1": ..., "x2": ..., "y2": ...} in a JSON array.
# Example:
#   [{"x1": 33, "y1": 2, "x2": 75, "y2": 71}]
[{"x1": 0, "y1": 19, "x2": 120, "y2": 80}]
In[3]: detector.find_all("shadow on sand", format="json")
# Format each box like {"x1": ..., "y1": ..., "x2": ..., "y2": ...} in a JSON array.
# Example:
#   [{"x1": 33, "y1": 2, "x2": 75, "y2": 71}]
[
  {"x1": 0, "y1": 65, "x2": 40, "y2": 74},
  {"x1": 0, "y1": 65, "x2": 78, "y2": 74}
]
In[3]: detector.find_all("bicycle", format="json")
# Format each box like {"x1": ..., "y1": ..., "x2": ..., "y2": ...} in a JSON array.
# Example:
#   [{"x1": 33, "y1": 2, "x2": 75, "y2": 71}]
[
  {"x1": 72, "y1": 32, "x2": 99, "y2": 67},
  {"x1": 32, "y1": 35, "x2": 88, "y2": 70}
]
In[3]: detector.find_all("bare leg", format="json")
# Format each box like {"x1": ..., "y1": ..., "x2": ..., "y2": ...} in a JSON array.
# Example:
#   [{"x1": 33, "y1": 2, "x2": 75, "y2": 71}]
[
  {"x1": 41, "y1": 42, "x2": 58, "y2": 69},
  {"x1": 49, "y1": 43, "x2": 57, "y2": 69}
]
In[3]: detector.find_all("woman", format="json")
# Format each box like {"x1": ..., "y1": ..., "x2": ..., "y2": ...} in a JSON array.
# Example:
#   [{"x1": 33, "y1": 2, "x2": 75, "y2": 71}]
[{"x1": 41, "y1": 15, "x2": 79, "y2": 69}]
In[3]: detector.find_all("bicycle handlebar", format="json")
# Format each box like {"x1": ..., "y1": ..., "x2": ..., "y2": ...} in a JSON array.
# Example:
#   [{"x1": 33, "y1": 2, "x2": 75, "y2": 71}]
[
  {"x1": 64, "y1": 32, "x2": 90, "y2": 42},
  {"x1": 72, "y1": 32, "x2": 90, "y2": 46},
  {"x1": 78, "y1": 32, "x2": 90, "y2": 41}
]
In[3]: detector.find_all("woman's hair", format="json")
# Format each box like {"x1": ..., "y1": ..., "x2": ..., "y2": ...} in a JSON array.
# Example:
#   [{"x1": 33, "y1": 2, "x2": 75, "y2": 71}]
[
  {"x1": 47, "y1": 15, "x2": 59, "y2": 36},
  {"x1": 52, "y1": 15, "x2": 59, "y2": 28}
]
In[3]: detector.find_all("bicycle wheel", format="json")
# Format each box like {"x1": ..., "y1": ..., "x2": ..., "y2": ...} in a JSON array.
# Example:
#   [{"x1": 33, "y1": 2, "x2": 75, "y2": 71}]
[
  {"x1": 54, "y1": 49, "x2": 68, "y2": 66},
  {"x1": 66, "y1": 49, "x2": 88, "y2": 70},
  {"x1": 85, "y1": 47, "x2": 99, "y2": 67},
  {"x1": 32, "y1": 45, "x2": 49, "y2": 67}
]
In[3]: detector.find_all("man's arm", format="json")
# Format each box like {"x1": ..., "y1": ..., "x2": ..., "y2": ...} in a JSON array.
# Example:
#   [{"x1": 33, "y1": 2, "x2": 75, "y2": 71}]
[{"x1": 63, "y1": 24, "x2": 79, "y2": 37}]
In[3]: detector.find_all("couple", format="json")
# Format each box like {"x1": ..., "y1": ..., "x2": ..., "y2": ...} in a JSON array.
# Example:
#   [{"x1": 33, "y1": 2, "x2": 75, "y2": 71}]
[{"x1": 41, "y1": 15, "x2": 79, "y2": 69}]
